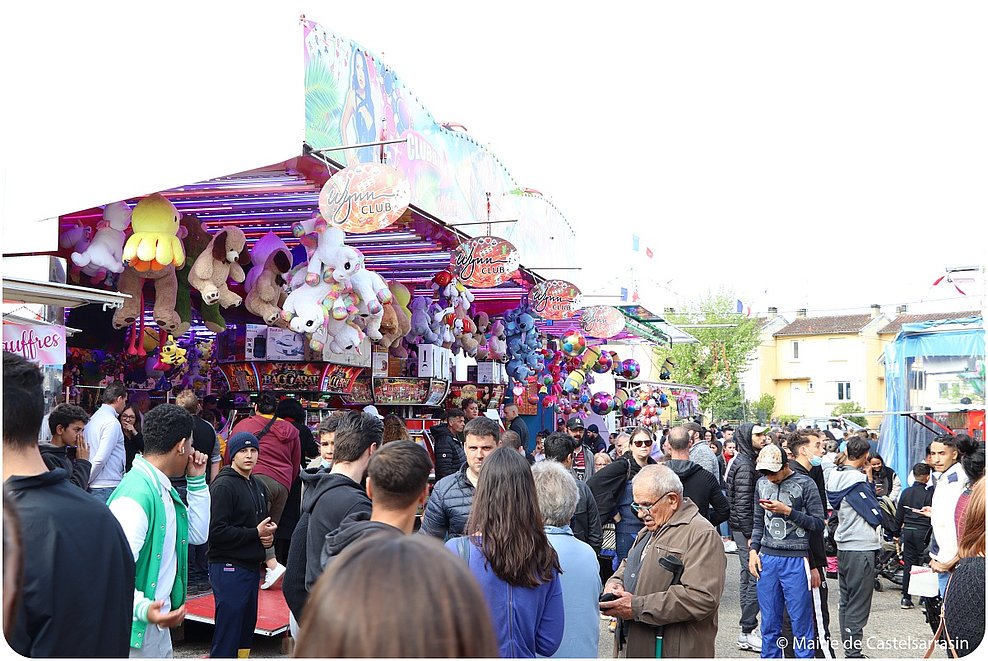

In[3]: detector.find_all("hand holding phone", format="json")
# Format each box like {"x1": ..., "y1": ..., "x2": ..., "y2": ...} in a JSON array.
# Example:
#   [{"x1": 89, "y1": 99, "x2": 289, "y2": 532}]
[
  {"x1": 599, "y1": 592, "x2": 620, "y2": 603},
  {"x1": 759, "y1": 499, "x2": 773, "y2": 505}
]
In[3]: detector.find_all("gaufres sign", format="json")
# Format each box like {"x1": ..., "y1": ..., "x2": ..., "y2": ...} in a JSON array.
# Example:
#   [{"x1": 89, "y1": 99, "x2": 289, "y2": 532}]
[
  {"x1": 319, "y1": 163, "x2": 411, "y2": 233},
  {"x1": 530, "y1": 280, "x2": 583, "y2": 320},
  {"x1": 3, "y1": 323, "x2": 66, "y2": 365},
  {"x1": 450, "y1": 236, "x2": 521, "y2": 288}
]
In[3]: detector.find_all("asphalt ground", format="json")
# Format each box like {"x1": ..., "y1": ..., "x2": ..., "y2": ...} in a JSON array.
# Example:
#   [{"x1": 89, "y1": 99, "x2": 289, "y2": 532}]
[{"x1": 174, "y1": 549, "x2": 942, "y2": 658}]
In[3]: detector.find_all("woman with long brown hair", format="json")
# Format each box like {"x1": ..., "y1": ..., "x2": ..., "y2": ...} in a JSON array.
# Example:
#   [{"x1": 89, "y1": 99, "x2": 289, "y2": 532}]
[
  {"x1": 296, "y1": 535, "x2": 498, "y2": 658},
  {"x1": 447, "y1": 447, "x2": 564, "y2": 658},
  {"x1": 942, "y1": 477, "x2": 985, "y2": 657},
  {"x1": 382, "y1": 413, "x2": 411, "y2": 444}
]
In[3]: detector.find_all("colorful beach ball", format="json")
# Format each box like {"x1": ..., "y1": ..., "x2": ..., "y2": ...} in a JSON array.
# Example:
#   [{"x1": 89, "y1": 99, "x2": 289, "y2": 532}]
[{"x1": 561, "y1": 331, "x2": 587, "y2": 357}]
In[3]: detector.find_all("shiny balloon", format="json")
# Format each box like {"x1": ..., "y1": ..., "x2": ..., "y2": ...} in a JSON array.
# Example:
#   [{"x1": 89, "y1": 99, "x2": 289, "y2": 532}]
[
  {"x1": 590, "y1": 391, "x2": 614, "y2": 415},
  {"x1": 620, "y1": 359, "x2": 641, "y2": 380},
  {"x1": 592, "y1": 350, "x2": 613, "y2": 374},
  {"x1": 561, "y1": 332, "x2": 587, "y2": 357},
  {"x1": 622, "y1": 398, "x2": 642, "y2": 417}
]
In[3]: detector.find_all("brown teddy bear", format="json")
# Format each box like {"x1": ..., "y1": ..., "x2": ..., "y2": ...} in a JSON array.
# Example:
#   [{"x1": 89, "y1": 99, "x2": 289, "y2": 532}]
[
  {"x1": 112, "y1": 264, "x2": 181, "y2": 332},
  {"x1": 244, "y1": 232, "x2": 293, "y2": 326},
  {"x1": 188, "y1": 227, "x2": 249, "y2": 308}
]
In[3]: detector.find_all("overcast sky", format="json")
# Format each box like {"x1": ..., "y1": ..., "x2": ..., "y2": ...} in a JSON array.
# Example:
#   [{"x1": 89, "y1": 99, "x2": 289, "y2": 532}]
[{"x1": 311, "y1": 1, "x2": 986, "y2": 318}]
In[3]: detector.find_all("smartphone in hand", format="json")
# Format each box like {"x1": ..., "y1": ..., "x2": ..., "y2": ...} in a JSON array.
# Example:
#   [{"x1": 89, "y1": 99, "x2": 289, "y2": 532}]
[{"x1": 599, "y1": 592, "x2": 620, "y2": 603}]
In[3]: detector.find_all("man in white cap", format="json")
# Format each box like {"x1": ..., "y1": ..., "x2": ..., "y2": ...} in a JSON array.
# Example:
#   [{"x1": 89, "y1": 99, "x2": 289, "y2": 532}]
[{"x1": 363, "y1": 405, "x2": 384, "y2": 419}]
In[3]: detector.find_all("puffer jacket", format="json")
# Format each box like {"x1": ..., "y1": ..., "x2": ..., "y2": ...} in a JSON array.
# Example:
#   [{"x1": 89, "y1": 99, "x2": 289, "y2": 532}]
[
  {"x1": 431, "y1": 423, "x2": 465, "y2": 482},
  {"x1": 419, "y1": 464, "x2": 475, "y2": 540},
  {"x1": 726, "y1": 422, "x2": 759, "y2": 539}
]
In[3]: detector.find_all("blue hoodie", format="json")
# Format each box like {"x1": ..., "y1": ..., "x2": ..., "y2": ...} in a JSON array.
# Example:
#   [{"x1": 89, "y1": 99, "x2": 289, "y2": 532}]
[{"x1": 446, "y1": 536, "x2": 564, "y2": 658}]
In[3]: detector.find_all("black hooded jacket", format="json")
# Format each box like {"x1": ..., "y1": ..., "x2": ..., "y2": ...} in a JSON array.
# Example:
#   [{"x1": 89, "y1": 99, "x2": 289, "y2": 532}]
[
  {"x1": 666, "y1": 459, "x2": 730, "y2": 526},
  {"x1": 431, "y1": 422, "x2": 465, "y2": 482},
  {"x1": 788, "y1": 459, "x2": 828, "y2": 570},
  {"x1": 726, "y1": 422, "x2": 759, "y2": 538},
  {"x1": 587, "y1": 452, "x2": 656, "y2": 520},
  {"x1": 319, "y1": 514, "x2": 403, "y2": 572},
  {"x1": 207, "y1": 466, "x2": 269, "y2": 569},
  {"x1": 39, "y1": 443, "x2": 91, "y2": 491}
]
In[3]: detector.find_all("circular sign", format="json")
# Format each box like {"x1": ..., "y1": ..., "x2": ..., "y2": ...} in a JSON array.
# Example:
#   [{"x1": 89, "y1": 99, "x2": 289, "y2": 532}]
[
  {"x1": 450, "y1": 236, "x2": 521, "y2": 288},
  {"x1": 580, "y1": 305, "x2": 626, "y2": 338},
  {"x1": 318, "y1": 163, "x2": 411, "y2": 234},
  {"x1": 530, "y1": 279, "x2": 583, "y2": 320}
]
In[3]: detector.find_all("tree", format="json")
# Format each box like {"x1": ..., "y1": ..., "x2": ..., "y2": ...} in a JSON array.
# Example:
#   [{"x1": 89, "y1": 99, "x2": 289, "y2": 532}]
[
  {"x1": 751, "y1": 394, "x2": 776, "y2": 424},
  {"x1": 663, "y1": 292, "x2": 762, "y2": 423},
  {"x1": 831, "y1": 402, "x2": 867, "y2": 428}
]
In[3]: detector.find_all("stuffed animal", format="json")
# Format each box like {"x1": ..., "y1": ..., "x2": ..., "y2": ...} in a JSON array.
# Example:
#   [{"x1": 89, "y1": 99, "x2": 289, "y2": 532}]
[
  {"x1": 408, "y1": 296, "x2": 440, "y2": 345},
  {"x1": 122, "y1": 193, "x2": 186, "y2": 272},
  {"x1": 293, "y1": 221, "x2": 362, "y2": 287},
  {"x1": 244, "y1": 232, "x2": 293, "y2": 325},
  {"x1": 72, "y1": 201, "x2": 131, "y2": 277},
  {"x1": 487, "y1": 319, "x2": 508, "y2": 362},
  {"x1": 61, "y1": 221, "x2": 93, "y2": 283},
  {"x1": 352, "y1": 295, "x2": 384, "y2": 341},
  {"x1": 112, "y1": 264, "x2": 181, "y2": 332},
  {"x1": 282, "y1": 280, "x2": 332, "y2": 336},
  {"x1": 431, "y1": 269, "x2": 457, "y2": 302},
  {"x1": 432, "y1": 303, "x2": 454, "y2": 348},
  {"x1": 188, "y1": 227, "x2": 249, "y2": 308},
  {"x1": 325, "y1": 317, "x2": 366, "y2": 355},
  {"x1": 159, "y1": 335, "x2": 187, "y2": 366},
  {"x1": 388, "y1": 280, "x2": 412, "y2": 338},
  {"x1": 377, "y1": 302, "x2": 403, "y2": 348},
  {"x1": 452, "y1": 308, "x2": 480, "y2": 357},
  {"x1": 450, "y1": 280, "x2": 475, "y2": 312},
  {"x1": 174, "y1": 214, "x2": 226, "y2": 335},
  {"x1": 347, "y1": 267, "x2": 393, "y2": 314}
]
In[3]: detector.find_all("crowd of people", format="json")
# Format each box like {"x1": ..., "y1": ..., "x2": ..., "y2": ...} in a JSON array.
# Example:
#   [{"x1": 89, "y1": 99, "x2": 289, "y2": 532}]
[{"x1": 4, "y1": 348, "x2": 985, "y2": 658}]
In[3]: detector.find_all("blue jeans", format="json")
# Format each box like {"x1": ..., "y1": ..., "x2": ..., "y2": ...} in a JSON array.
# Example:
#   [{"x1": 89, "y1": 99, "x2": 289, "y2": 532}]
[
  {"x1": 938, "y1": 570, "x2": 950, "y2": 597},
  {"x1": 90, "y1": 487, "x2": 116, "y2": 504}
]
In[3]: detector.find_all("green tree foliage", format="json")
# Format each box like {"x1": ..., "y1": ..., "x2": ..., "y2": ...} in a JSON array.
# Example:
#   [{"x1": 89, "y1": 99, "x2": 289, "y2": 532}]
[
  {"x1": 664, "y1": 293, "x2": 762, "y2": 422},
  {"x1": 831, "y1": 402, "x2": 868, "y2": 427},
  {"x1": 751, "y1": 394, "x2": 776, "y2": 424}
]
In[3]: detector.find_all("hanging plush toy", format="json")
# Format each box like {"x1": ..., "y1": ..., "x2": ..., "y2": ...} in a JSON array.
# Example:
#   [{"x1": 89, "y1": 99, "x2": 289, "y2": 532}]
[
  {"x1": 407, "y1": 296, "x2": 440, "y2": 345},
  {"x1": 293, "y1": 221, "x2": 361, "y2": 286},
  {"x1": 158, "y1": 335, "x2": 187, "y2": 366},
  {"x1": 122, "y1": 193, "x2": 186, "y2": 272},
  {"x1": 188, "y1": 227, "x2": 249, "y2": 308},
  {"x1": 244, "y1": 232, "x2": 293, "y2": 325},
  {"x1": 71, "y1": 201, "x2": 131, "y2": 278},
  {"x1": 283, "y1": 280, "x2": 332, "y2": 336},
  {"x1": 174, "y1": 214, "x2": 227, "y2": 335}
]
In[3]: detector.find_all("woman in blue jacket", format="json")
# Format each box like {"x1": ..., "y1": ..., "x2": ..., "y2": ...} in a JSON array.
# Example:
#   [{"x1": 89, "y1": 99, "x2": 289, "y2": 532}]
[{"x1": 447, "y1": 447, "x2": 565, "y2": 657}]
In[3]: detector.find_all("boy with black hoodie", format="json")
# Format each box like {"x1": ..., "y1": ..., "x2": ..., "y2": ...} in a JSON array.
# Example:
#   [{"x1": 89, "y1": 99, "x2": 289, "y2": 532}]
[
  {"x1": 319, "y1": 440, "x2": 432, "y2": 572},
  {"x1": 207, "y1": 432, "x2": 277, "y2": 659},
  {"x1": 39, "y1": 403, "x2": 92, "y2": 491},
  {"x1": 894, "y1": 462, "x2": 934, "y2": 609}
]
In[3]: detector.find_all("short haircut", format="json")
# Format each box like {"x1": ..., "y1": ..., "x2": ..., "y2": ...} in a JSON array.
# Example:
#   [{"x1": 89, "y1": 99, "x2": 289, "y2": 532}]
[
  {"x1": 461, "y1": 398, "x2": 478, "y2": 410},
  {"x1": 667, "y1": 426, "x2": 690, "y2": 451},
  {"x1": 2, "y1": 352, "x2": 45, "y2": 448},
  {"x1": 445, "y1": 408, "x2": 465, "y2": 421},
  {"x1": 101, "y1": 382, "x2": 128, "y2": 405},
  {"x1": 367, "y1": 441, "x2": 432, "y2": 510},
  {"x1": 500, "y1": 430, "x2": 523, "y2": 451},
  {"x1": 531, "y1": 460, "x2": 579, "y2": 527},
  {"x1": 318, "y1": 414, "x2": 342, "y2": 437},
  {"x1": 203, "y1": 394, "x2": 218, "y2": 405},
  {"x1": 142, "y1": 404, "x2": 194, "y2": 456},
  {"x1": 47, "y1": 404, "x2": 90, "y2": 434},
  {"x1": 633, "y1": 464, "x2": 684, "y2": 497},
  {"x1": 913, "y1": 462, "x2": 932, "y2": 478},
  {"x1": 721, "y1": 425, "x2": 733, "y2": 432},
  {"x1": 504, "y1": 403, "x2": 518, "y2": 412},
  {"x1": 333, "y1": 411, "x2": 384, "y2": 463},
  {"x1": 174, "y1": 389, "x2": 199, "y2": 415},
  {"x1": 256, "y1": 392, "x2": 278, "y2": 415},
  {"x1": 464, "y1": 416, "x2": 500, "y2": 443},
  {"x1": 275, "y1": 397, "x2": 306, "y2": 422},
  {"x1": 199, "y1": 409, "x2": 220, "y2": 426},
  {"x1": 788, "y1": 428, "x2": 820, "y2": 456},
  {"x1": 544, "y1": 432, "x2": 574, "y2": 463},
  {"x1": 845, "y1": 435, "x2": 871, "y2": 461}
]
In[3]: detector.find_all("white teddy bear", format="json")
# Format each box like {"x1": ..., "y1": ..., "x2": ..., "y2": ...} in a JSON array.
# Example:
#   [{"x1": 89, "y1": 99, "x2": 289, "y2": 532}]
[
  {"x1": 71, "y1": 201, "x2": 131, "y2": 276},
  {"x1": 283, "y1": 280, "x2": 331, "y2": 336}
]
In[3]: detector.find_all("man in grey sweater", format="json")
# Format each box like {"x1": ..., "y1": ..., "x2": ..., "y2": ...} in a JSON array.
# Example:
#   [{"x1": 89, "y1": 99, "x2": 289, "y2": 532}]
[
  {"x1": 748, "y1": 444, "x2": 825, "y2": 658},
  {"x1": 823, "y1": 436, "x2": 882, "y2": 659}
]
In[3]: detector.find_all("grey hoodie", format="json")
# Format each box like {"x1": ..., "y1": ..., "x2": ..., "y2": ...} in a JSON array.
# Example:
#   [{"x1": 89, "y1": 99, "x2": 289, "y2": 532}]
[
  {"x1": 750, "y1": 470, "x2": 825, "y2": 556},
  {"x1": 823, "y1": 459, "x2": 881, "y2": 551}
]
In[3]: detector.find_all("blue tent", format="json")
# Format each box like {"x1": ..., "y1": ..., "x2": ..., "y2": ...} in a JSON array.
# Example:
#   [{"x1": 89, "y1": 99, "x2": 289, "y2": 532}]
[{"x1": 877, "y1": 316, "x2": 985, "y2": 485}]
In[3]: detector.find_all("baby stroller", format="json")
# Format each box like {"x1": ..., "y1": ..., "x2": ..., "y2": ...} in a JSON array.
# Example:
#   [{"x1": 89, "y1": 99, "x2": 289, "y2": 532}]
[{"x1": 874, "y1": 495, "x2": 904, "y2": 591}]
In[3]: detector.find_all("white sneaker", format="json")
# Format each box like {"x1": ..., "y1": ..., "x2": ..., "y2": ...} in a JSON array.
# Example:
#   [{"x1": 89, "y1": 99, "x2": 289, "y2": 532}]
[
  {"x1": 260, "y1": 562, "x2": 286, "y2": 590},
  {"x1": 723, "y1": 539, "x2": 738, "y2": 553},
  {"x1": 737, "y1": 631, "x2": 762, "y2": 652}
]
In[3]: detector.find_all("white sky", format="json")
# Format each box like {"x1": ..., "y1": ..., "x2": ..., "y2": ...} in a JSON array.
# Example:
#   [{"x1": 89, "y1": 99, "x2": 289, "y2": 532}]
[
  {"x1": 3, "y1": 1, "x2": 985, "y2": 319},
  {"x1": 309, "y1": 1, "x2": 987, "y2": 318}
]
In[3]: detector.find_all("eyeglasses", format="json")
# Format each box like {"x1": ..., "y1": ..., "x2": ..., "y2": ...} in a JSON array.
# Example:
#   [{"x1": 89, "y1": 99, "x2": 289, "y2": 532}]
[
  {"x1": 630, "y1": 491, "x2": 674, "y2": 515},
  {"x1": 632, "y1": 439, "x2": 653, "y2": 448},
  {"x1": 120, "y1": 415, "x2": 136, "y2": 421}
]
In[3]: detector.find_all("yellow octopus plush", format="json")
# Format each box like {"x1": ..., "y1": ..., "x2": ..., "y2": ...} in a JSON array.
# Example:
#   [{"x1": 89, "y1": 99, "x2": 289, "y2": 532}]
[{"x1": 122, "y1": 193, "x2": 186, "y2": 272}]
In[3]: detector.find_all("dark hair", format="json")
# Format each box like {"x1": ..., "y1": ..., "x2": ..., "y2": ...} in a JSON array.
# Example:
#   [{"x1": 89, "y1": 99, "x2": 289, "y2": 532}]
[
  {"x1": 275, "y1": 397, "x2": 305, "y2": 422},
  {"x1": 121, "y1": 405, "x2": 143, "y2": 434},
  {"x1": 445, "y1": 408, "x2": 465, "y2": 421},
  {"x1": 629, "y1": 426, "x2": 655, "y2": 445},
  {"x1": 845, "y1": 435, "x2": 871, "y2": 461},
  {"x1": 318, "y1": 414, "x2": 342, "y2": 437},
  {"x1": 667, "y1": 426, "x2": 690, "y2": 451},
  {"x1": 925, "y1": 444, "x2": 933, "y2": 457},
  {"x1": 47, "y1": 403, "x2": 90, "y2": 435},
  {"x1": 256, "y1": 392, "x2": 278, "y2": 415},
  {"x1": 333, "y1": 411, "x2": 383, "y2": 463},
  {"x1": 297, "y1": 535, "x2": 499, "y2": 658},
  {"x1": 367, "y1": 441, "x2": 432, "y2": 510},
  {"x1": 544, "y1": 431, "x2": 574, "y2": 463},
  {"x1": 101, "y1": 382, "x2": 127, "y2": 405},
  {"x1": 721, "y1": 425, "x2": 733, "y2": 432},
  {"x1": 142, "y1": 404, "x2": 193, "y2": 456},
  {"x1": 961, "y1": 441, "x2": 986, "y2": 483},
  {"x1": 500, "y1": 430, "x2": 523, "y2": 451},
  {"x1": 913, "y1": 462, "x2": 932, "y2": 478},
  {"x1": 709, "y1": 438, "x2": 723, "y2": 456},
  {"x1": 465, "y1": 448, "x2": 560, "y2": 588},
  {"x1": 464, "y1": 416, "x2": 500, "y2": 443},
  {"x1": 2, "y1": 352, "x2": 45, "y2": 448},
  {"x1": 868, "y1": 453, "x2": 885, "y2": 468},
  {"x1": 461, "y1": 398, "x2": 478, "y2": 410},
  {"x1": 199, "y1": 408, "x2": 220, "y2": 426},
  {"x1": 382, "y1": 414, "x2": 411, "y2": 444},
  {"x1": 536, "y1": 429, "x2": 550, "y2": 440},
  {"x1": 788, "y1": 429, "x2": 820, "y2": 457},
  {"x1": 203, "y1": 394, "x2": 219, "y2": 406}
]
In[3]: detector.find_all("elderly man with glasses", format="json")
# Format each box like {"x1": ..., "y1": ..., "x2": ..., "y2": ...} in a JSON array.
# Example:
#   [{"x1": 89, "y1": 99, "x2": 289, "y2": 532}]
[{"x1": 599, "y1": 464, "x2": 726, "y2": 658}]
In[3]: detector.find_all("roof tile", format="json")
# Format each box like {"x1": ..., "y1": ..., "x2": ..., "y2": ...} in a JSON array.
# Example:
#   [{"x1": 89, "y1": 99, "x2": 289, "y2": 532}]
[
  {"x1": 773, "y1": 314, "x2": 875, "y2": 337},
  {"x1": 877, "y1": 311, "x2": 981, "y2": 336}
]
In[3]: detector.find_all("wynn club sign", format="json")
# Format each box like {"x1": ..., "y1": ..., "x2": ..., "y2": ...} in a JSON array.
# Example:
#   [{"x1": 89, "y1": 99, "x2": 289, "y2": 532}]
[
  {"x1": 530, "y1": 280, "x2": 583, "y2": 320},
  {"x1": 319, "y1": 163, "x2": 411, "y2": 233},
  {"x1": 450, "y1": 236, "x2": 521, "y2": 288},
  {"x1": 580, "y1": 305, "x2": 626, "y2": 338}
]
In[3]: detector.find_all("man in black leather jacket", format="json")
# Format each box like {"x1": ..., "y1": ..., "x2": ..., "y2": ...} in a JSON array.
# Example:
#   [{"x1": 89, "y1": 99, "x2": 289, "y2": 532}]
[{"x1": 431, "y1": 408, "x2": 466, "y2": 482}]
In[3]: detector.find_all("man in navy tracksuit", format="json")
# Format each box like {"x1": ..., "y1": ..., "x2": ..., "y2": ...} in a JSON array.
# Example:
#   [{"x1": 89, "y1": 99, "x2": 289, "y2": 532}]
[
  {"x1": 749, "y1": 444, "x2": 826, "y2": 658},
  {"x1": 207, "y1": 432, "x2": 278, "y2": 658}
]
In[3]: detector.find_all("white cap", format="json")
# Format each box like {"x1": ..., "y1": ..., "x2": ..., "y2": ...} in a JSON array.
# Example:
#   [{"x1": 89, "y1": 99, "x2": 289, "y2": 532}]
[{"x1": 363, "y1": 405, "x2": 384, "y2": 419}]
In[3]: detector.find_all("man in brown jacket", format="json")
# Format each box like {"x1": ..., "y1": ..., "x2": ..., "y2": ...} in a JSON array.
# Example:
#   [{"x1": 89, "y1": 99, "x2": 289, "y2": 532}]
[{"x1": 599, "y1": 464, "x2": 726, "y2": 658}]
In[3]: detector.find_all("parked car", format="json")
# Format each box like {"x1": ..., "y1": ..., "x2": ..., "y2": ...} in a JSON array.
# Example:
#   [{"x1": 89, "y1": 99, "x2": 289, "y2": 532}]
[{"x1": 795, "y1": 416, "x2": 866, "y2": 433}]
